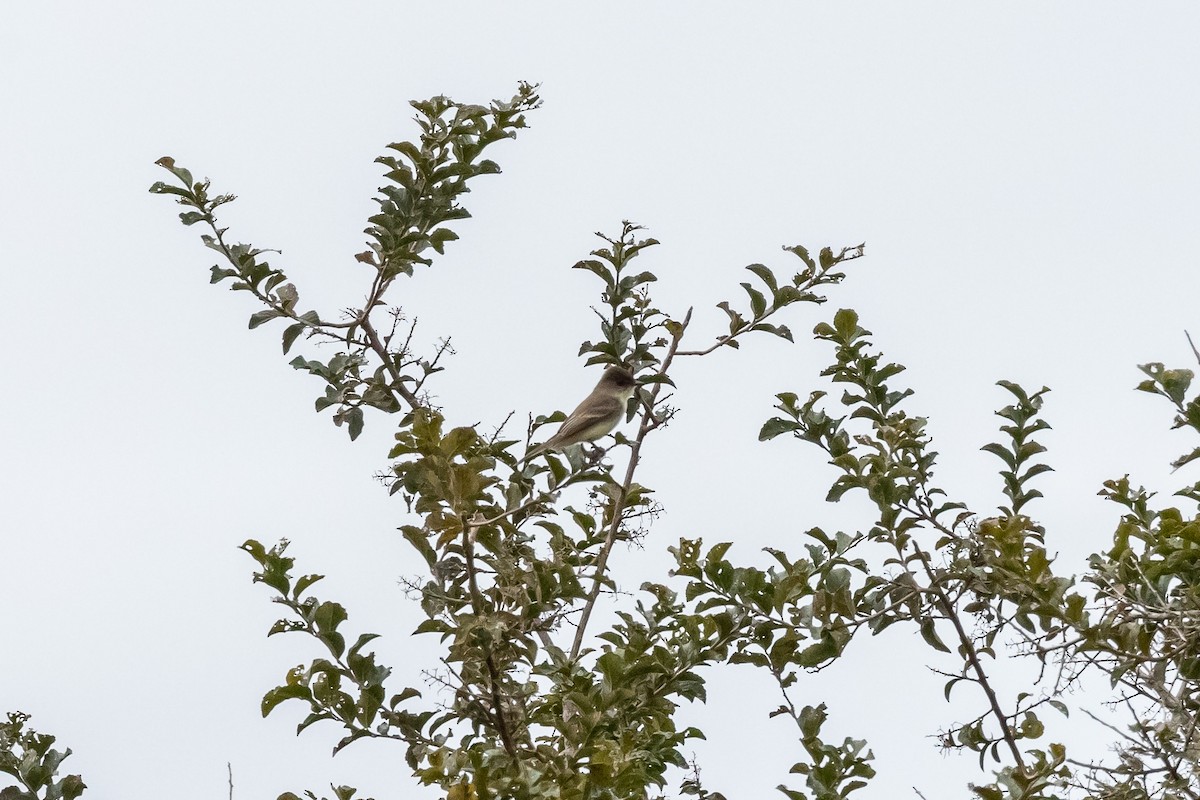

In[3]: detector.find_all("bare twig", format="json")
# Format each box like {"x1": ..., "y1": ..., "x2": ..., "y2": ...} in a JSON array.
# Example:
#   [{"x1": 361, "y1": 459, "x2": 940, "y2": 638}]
[{"x1": 360, "y1": 315, "x2": 422, "y2": 409}]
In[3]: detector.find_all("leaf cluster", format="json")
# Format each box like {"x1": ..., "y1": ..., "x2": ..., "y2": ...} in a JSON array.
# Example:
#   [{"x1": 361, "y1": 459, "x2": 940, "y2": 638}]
[
  {"x1": 136, "y1": 83, "x2": 1200, "y2": 800},
  {"x1": 0, "y1": 713, "x2": 85, "y2": 800},
  {"x1": 1070, "y1": 362, "x2": 1200, "y2": 796},
  {"x1": 153, "y1": 129, "x2": 865, "y2": 799},
  {"x1": 746, "y1": 308, "x2": 1078, "y2": 789},
  {"x1": 150, "y1": 82, "x2": 542, "y2": 441}
]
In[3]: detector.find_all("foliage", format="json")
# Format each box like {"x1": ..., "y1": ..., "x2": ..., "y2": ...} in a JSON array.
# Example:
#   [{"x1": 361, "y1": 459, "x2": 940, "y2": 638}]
[
  {"x1": 0, "y1": 713, "x2": 85, "y2": 800},
  {"x1": 149, "y1": 82, "x2": 544, "y2": 441},
  {"x1": 140, "y1": 84, "x2": 1200, "y2": 800},
  {"x1": 11, "y1": 83, "x2": 1200, "y2": 800},
  {"x1": 146, "y1": 82, "x2": 864, "y2": 799},
  {"x1": 750, "y1": 316, "x2": 1200, "y2": 798},
  {"x1": 1070, "y1": 364, "x2": 1200, "y2": 799}
]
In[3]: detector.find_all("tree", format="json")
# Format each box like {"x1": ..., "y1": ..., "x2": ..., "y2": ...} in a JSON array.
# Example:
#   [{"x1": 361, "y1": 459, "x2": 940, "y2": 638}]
[{"x1": 9, "y1": 82, "x2": 1200, "y2": 800}]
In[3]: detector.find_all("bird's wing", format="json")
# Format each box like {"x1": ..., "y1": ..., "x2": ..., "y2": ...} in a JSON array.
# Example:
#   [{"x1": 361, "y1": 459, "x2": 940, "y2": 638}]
[{"x1": 550, "y1": 393, "x2": 625, "y2": 443}]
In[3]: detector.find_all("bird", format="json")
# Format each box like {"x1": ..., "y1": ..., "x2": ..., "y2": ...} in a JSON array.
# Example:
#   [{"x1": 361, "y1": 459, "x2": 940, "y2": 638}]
[{"x1": 523, "y1": 366, "x2": 638, "y2": 461}]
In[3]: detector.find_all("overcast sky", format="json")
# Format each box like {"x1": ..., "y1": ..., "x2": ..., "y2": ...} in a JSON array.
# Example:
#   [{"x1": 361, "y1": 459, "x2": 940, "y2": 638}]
[{"x1": 3, "y1": 3, "x2": 1200, "y2": 798}]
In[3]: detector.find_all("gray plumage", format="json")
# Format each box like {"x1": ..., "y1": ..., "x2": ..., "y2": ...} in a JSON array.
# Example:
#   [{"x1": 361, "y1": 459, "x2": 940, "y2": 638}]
[{"x1": 523, "y1": 366, "x2": 637, "y2": 461}]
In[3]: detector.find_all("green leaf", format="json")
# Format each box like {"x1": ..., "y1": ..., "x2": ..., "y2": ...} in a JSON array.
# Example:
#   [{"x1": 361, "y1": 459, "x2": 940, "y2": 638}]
[
  {"x1": 391, "y1": 687, "x2": 421, "y2": 706},
  {"x1": 262, "y1": 684, "x2": 312, "y2": 716},
  {"x1": 919, "y1": 618, "x2": 950, "y2": 653},
  {"x1": 797, "y1": 634, "x2": 839, "y2": 667},
  {"x1": 785, "y1": 243, "x2": 816, "y2": 269},
  {"x1": 210, "y1": 266, "x2": 238, "y2": 284},
  {"x1": 741, "y1": 282, "x2": 767, "y2": 318},
  {"x1": 1162, "y1": 368, "x2": 1194, "y2": 402},
  {"x1": 292, "y1": 573, "x2": 324, "y2": 599},
  {"x1": 60, "y1": 775, "x2": 86, "y2": 800},
  {"x1": 1020, "y1": 463, "x2": 1054, "y2": 480},
  {"x1": 249, "y1": 309, "x2": 283, "y2": 329},
  {"x1": 429, "y1": 228, "x2": 459, "y2": 254},
  {"x1": 760, "y1": 417, "x2": 799, "y2": 441},
  {"x1": 745, "y1": 263, "x2": 778, "y2": 293},
  {"x1": 347, "y1": 407, "x2": 364, "y2": 441},
  {"x1": 572, "y1": 259, "x2": 614, "y2": 287},
  {"x1": 1171, "y1": 446, "x2": 1200, "y2": 471},
  {"x1": 832, "y1": 308, "x2": 860, "y2": 342},
  {"x1": 980, "y1": 442, "x2": 1016, "y2": 469},
  {"x1": 414, "y1": 619, "x2": 451, "y2": 635},
  {"x1": 348, "y1": 633, "x2": 381, "y2": 659},
  {"x1": 147, "y1": 181, "x2": 190, "y2": 197},
  {"x1": 240, "y1": 539, "x2": 268, "y2": 563},
  {"x1": 332, "y1": 730, "x2": 370, "y2": 756},
  {"x1": 282, "y1": 321, "x2": 306, "y2": 354},
  {"x1": 315, "y1": 601, "x2": 348, "y2": 634},
  {"x1": 750, "y1": 322, "x2": 794, "y2": 342},
  {"x1": 401, "y1": 525, "x2": 437, "y2": 567}
]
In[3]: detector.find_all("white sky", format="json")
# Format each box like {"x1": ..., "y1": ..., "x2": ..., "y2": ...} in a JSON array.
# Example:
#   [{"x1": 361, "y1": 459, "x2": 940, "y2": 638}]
[{"x1": 3, "y1": 3, "x2": 1199, "y2": 798}]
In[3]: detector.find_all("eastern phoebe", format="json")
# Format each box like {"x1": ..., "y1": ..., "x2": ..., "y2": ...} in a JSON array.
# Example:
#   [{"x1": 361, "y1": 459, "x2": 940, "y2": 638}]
[{"x1": 523, "y1": 366, "x2": 638, "y2": 461}]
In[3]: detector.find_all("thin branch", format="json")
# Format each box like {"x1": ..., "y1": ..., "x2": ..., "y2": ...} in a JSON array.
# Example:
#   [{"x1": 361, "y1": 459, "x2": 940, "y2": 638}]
[
  {"x1": 677, "y1": 337, "x2": 741, "y2": 358},
  {"x1": 911, "y1": 539, "x2": 1025, "y2": 767},
  {"x1": 570, "y1": 307, "x2": 693, "y2": 660},
  {"x1": 360, "y1": 315, "x2": 422, "y2": 409},
  {"x1": 206, "y1": 219, "x2": 357, "y2": 330},
  {"x1": 460, "y1": 514, "x2": 520, "y2": 759},
  {"x1": 678, "y1": 244, "x2": 863, "y2": 356}
]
